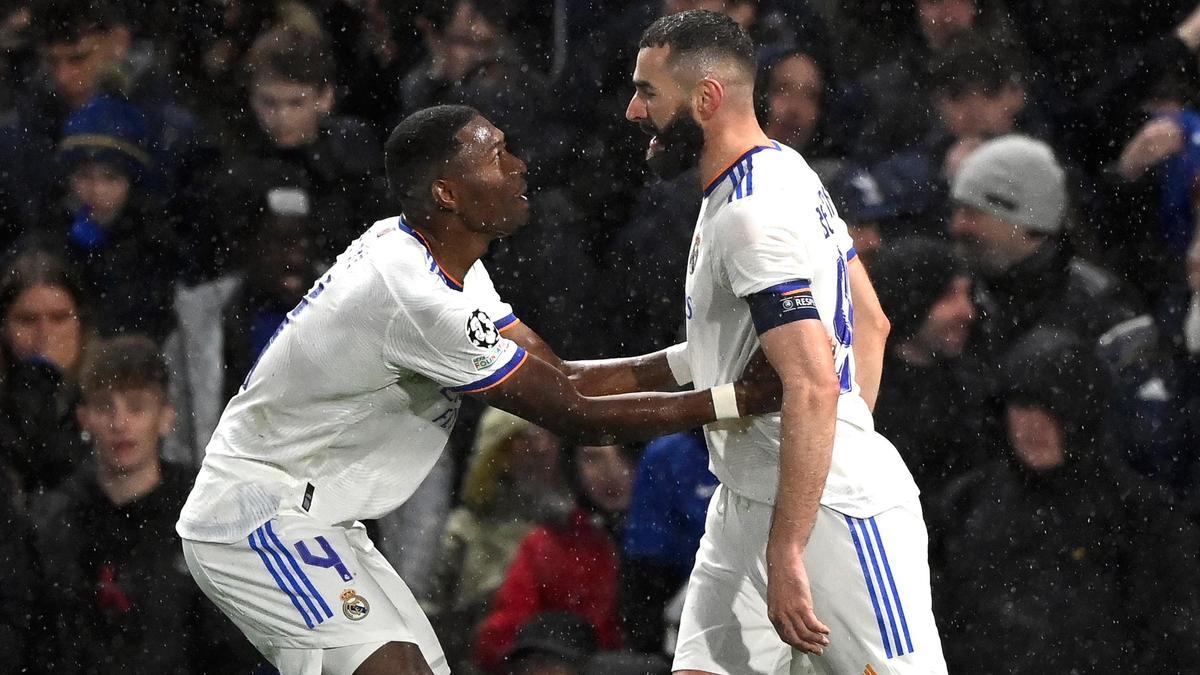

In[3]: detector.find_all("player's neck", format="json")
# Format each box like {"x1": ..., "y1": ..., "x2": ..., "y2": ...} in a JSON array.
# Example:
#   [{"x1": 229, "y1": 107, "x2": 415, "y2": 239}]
[
  {"x1": 699, "y1": 118, "x2": 772, "y2": 192},
  {"x1": 97, "y1": 460, "x2": 162, "y2": 507},
  {"x1": 412, "y1": 218, "x2": 490, "y2": 282}
]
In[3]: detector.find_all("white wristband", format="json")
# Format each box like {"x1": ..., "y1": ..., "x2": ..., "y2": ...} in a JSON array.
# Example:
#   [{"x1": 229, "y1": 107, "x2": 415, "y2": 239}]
[
  {"x1": 664, "y1": 342, "x2": 692, "y2": 386},
  {"x1": 710, "y1": 383, "x2": 740, "y2": 420}
]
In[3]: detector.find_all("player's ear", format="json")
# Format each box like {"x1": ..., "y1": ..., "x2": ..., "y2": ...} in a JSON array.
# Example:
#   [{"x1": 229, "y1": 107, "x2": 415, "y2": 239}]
[
  {"x1": 430, "y1": 179, "x2": 456, "y2": 212},
  {"x1": 695, "y1": 77, "x2": 724, "y2": 121}
]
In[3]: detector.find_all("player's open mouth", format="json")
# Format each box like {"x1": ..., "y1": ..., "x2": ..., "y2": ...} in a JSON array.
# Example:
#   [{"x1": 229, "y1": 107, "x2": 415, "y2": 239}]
[{"x1": 649, "y1": 136, "x2": 662, "y2": 153}]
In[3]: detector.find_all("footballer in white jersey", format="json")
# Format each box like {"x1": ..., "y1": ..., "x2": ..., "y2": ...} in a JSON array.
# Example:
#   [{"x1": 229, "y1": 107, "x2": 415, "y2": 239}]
[
  {"x1": 627, "y1": 11, "x2": 946, "y2": 675},
  {"x1": 177, "y1": 106, "x2": 782, "y2": 675}
]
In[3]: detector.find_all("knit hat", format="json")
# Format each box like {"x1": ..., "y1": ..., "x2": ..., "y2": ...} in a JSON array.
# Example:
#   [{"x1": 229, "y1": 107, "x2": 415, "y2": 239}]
[
  {"x1": 871, "y1": 236, "x2": 966, "y2": 341},
  {"x1": 58, "y1": 94, "x2": 152, "y2": 179},
  {"x1": 951, "y1": 134, "x2": 1065, "y2": 233}
]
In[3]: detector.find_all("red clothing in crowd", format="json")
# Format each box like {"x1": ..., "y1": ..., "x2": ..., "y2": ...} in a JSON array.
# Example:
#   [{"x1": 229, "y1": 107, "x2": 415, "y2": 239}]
[{"x1": 473, "y1": 507, "x2": 622, "y2": 671}]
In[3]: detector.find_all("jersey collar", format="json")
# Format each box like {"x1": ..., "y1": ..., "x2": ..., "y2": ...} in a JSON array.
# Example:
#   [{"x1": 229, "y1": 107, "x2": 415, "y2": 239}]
[
  {"x1": 397, "y1": 216, "x2": 465, "y2": 291},
  {"x1": 702, "y1": 142, "x2": 780, "y2": 198}
]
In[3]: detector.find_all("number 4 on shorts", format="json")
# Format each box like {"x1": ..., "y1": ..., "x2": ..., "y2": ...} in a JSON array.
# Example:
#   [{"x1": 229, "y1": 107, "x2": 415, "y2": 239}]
[{"x1": 295, "y1": 536, "x2": 354, "y2": 582}]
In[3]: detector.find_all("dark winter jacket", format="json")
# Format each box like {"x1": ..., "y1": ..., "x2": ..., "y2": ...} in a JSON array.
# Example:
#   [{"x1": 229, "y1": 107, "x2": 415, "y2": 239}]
[
  {"x1": 33, "y1": 461, "x2": 257, "y2": 674},
  {"x1": 970, "y1": 238, "x2": 1142, "y2": 366},
  {"x1": 930, "y1": 452, "x2": 1200, "y2": 673}
]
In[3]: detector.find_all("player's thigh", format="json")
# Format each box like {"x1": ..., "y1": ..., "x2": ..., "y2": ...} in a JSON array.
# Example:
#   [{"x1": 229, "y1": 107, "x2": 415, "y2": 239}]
[
  {"x1": 673, "y1": 486, "x2": 792, "y2": 675},
  {"x1": 803, "y1": 501, "x2": 947, "y2": 675},
  {"x1": 181, "y1": 513, "x2": 447, "y2": 675}
]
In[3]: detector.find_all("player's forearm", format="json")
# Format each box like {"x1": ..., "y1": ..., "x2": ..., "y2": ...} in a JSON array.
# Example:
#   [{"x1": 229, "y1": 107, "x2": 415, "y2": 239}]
[
  {"x1": 547, "y1": 388, "x2": 720, "y2": 445},
  {"x1": 563, "y1": 353, "x2": 675, "y2": 396},
  {"x1": 767, "y1": 379, "x2": 837, "y2": 559}
]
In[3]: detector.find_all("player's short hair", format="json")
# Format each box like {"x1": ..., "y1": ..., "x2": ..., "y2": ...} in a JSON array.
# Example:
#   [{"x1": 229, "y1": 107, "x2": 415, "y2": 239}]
[
  {"x1": 245, "y1": 26, "x2": 335, "y2": 89},
  {"x1": 80, "y1": 334, "x2": 169, "y2": 399},
  {"x1": 384, "y1": 105, "x2": 479, "y2": 214},
  {"x1": 639, "y1": 10, "x2": 756, "y2": 79}
]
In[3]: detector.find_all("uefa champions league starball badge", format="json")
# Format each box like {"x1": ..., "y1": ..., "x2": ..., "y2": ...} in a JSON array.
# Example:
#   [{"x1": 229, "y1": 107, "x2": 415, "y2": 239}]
[{"x1": 341, "y1": 589, "x2": 370, "y2": 621}]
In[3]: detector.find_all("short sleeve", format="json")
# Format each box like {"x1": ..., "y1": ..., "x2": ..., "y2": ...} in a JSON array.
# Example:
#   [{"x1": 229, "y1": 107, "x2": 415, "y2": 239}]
[
  {"x1": 466, "y1": 261, "x2": 520, "y2": 333},
  {"x1": 716, "y1": 200, "x2": 816, "y2": 299},
  {"x1": 385, "y1": 291, "x2": 528, "y2": 393}
]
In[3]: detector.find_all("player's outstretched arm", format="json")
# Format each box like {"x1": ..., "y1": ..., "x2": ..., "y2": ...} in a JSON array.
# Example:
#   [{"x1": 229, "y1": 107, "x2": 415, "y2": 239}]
[
  {"x1": 759, "y1": 318, "x2": 837, "y2": 655},
  {"x1": 847, "y1": 256, "x2": 890, "y2": 411},
  {"x1": 501, "y1": 321, "x2": 686, "y2": 395},
  {"x1": 471, "y1": 350, "x2": 772, "y2": 445}
]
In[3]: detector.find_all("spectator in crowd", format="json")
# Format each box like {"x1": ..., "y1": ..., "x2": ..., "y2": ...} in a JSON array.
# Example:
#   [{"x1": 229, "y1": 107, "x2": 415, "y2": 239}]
[
  {"x1": 474, "y1": 443, "x2": 634, "y2": 673},
  {"x1": 429, "y1": 407, "x2": 570, "y2": 669},
  {"x1": 0, "y1": 458, "x2": 40, "y2": 674},
  {"x1": 824, "y1": 157, "x2": 942, "y2": 268},
  {"x1": 210, "y1": 24, "x2": 385, "y2": 267},
  {"x1": 950, "y1": 134, "x2": 1143, "y2": 364},
  {"x1": 38, "y1": 93, "x2": 181, "y2": 341},
  {"x1": 854, "y1": 0, "x2": 1020, "y2": 159},
  {"x1": 927, "y1": 35, "x2": 1054, "y2": 182},
  {"x1": 0, "y1": 247, "x2": 90, "y2": 500},
  {"x1": 619, "y1": 428, "x2": 716, "y2": 654},
  {"x1": 20, "y1": 0, "x2": 213, "y2": 199},
  {"x1": 33, "y1": 335, "x2": 257, "y2": 674},
  {"x1": 929, "y1": 328, "x2": 1200, "y2": 672},
  {"x1": 163, "y1": 182, "x2": 317, "y2": 467},
  {"x1": 759, "y1": 46, "x2": 859, "y2": 173},
  {"x1": 871, "y1": 236, "x2": 990, "y2": 498},
  {"x1": 503, "y1": 611, "x2": 598, "y2": 675}
]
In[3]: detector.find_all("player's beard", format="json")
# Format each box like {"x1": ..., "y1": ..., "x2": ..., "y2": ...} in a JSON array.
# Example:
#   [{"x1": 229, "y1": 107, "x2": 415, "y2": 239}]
[{"x1": 643, "y1": 106, "x2": 705, "y2": 180}]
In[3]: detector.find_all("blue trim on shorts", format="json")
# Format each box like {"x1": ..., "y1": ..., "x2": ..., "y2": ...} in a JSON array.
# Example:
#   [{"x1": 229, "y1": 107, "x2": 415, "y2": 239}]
[
  {"x1": 266, "y1": 521, "x2": 335, "y2": 620},
  {"x1": 846, "y1": 515, "x2": 892, "y2": 658},
  {"x1": 869, "y1": 516, "x2": 914, "y2": 654},
  {"x1": 249, "y1": 527, "x2": 314, "y2": 629},
  {"x1": 858, "y1": 518, "x2": 905, "y2": 656}
]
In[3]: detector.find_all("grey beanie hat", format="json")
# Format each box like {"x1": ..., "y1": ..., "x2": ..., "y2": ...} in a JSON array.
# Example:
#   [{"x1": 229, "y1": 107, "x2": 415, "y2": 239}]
[{"x1": 951, "y1": 135, "x2": 1066, "y2": 234}]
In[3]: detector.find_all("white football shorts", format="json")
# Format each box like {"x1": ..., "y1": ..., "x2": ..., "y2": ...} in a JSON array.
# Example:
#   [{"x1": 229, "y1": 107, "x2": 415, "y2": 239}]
[
  {"x1": 181, "y1": 509, "x2": 448, "y2": 675},
  {"x1": 673, "y1": 485, "x2": 947, "y2": 675}
]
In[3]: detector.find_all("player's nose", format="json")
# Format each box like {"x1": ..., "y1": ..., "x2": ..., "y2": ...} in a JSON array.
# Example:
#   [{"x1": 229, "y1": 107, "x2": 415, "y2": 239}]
[{"x1": 626, "y1": 94, "x2": 646, "y2": 122}]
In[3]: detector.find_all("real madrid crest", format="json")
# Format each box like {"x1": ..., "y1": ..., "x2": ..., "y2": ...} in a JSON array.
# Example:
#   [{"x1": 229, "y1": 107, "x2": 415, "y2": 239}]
[{"x1": 340, "y1": 588, "x2": 370, "y2": 621}]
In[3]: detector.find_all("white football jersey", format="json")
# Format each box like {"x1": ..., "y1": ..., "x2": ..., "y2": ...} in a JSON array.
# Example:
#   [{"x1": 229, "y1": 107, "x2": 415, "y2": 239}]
[
  {"x1": 683, "y1": 142, "x2": 918, "y2": 515},
  {"x1": 178, "y1": 216, "x2": 527, "y2": 543}
]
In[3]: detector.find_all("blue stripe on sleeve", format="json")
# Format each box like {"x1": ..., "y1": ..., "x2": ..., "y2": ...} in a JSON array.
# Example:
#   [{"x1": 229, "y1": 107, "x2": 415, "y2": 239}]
[
  {"x1": 745, "y1": 280, "x2": 820, "y2": 335},
  {"x1": 249, "y1": 528, "x2": 313, "y2": 629},
  {"x1": 847, "y1": 247, "x2": 857, "y2": 261},
  {"x1": 450, "y1": 346, "x2": 528, "y2": 393},
  {"x1": 494, "y1": 313, "x2": 518, "y2": 330}
]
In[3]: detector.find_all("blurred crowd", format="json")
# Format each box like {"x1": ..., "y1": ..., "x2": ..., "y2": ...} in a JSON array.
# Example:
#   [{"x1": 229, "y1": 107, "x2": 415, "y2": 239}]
[{"x1": 2, "y1": 0, "x2": 1200, "y2": 673}]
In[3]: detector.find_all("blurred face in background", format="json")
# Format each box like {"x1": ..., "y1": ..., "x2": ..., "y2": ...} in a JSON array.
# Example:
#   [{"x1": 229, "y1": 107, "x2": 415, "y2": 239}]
[
  {"x1": 917, "y1": 0, "x2": 976, "y2": 50},
  {"x1": 914, "y1": 275, "x2": 974, "y2": 358},
  {"x1": 508, "y1": 425, "x2": 563, "y2": 489},
  {"x1": 70, "y1": 161, "x2": 131, "y2": 226},
  {"x1": 249, "y1": 77, "x2": 333, "y2": 148},
  {"x1": 576, "y1": 444, "x2": 633, "y2": 514},
  {"x1": 42, "y1": 29, "x2": 125, "y2": 107},
  {"x1": 1005, "y1": 403, "x2": 1066, "y2": 471},
  {"x1": 78, "y1": 386, "x2": 174, "y2": 476},
  {"x1": 5, "y1": 282, "x2": 84, "y2": 374},
  {"x1": 765, "y1": 52, "x2": 824, "y2": 152},
  {"x1": 246, "y1": 212, "x2": 316, "y2": 308},
  {"x1": 936, "y1": 84, "x2": 1024, "y2": 139}
]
